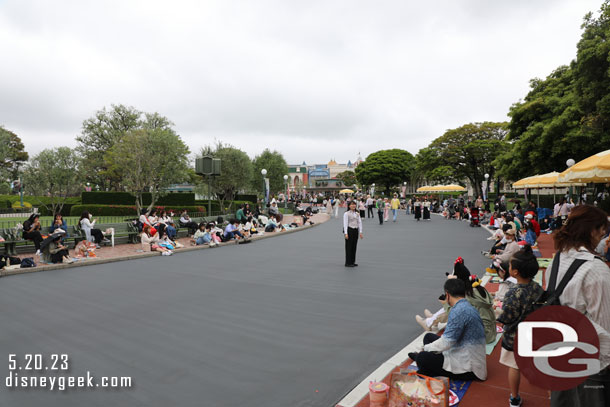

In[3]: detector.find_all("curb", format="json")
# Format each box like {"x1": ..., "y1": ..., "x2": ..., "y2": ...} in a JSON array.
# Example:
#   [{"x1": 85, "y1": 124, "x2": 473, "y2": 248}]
[{"x1": 0, "y1": 215, "x2": 329, "y2": 278}]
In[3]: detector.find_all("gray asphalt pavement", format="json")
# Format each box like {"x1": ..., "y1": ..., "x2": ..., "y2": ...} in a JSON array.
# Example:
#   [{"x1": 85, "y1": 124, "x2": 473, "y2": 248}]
[{"x1": 0, "y1": 212, "x2": 491, "y2": 407}]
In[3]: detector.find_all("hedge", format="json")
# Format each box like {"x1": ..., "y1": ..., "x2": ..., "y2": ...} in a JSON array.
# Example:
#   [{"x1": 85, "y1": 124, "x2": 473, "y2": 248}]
[
  {"x1": 235, "y1": 194, "x2": 258, "y2": 203},
  {"x1": 70, "y1": 204, "x2": 206, "y2": 217},
  {"x1": 194, "y1": 200, "x2": 252, "y2": 213},
  {"x1": 81, "y1": 192, "x2": 195, "y2": 206}
]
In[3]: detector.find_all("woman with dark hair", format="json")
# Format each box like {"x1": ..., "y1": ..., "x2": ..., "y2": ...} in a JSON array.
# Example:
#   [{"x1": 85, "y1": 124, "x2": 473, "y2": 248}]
[
  {"x1": 22, "y1": 213, "x2": 43, "y2": 255},
  {"x1": 547, "y1": 205, "x2": 610, "y2": 407},
  {"x1": 343, "y1": 200, "x2": 363, "y2": 267},
  {"x1": 79, "y1": 211, "x2": 107, "y2": 248},
  {"x1": 159, "y1": 210, "x2": 176, "y2": 240}
]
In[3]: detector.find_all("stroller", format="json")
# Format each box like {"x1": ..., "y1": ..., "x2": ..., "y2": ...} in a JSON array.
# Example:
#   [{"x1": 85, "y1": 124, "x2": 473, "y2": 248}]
[{"x1": 470, "y1": 207, "x2": 481, "y2": 227}]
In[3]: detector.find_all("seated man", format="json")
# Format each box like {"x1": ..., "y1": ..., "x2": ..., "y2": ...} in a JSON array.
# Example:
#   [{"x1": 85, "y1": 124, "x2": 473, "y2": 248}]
[
  {"x1": 224, "y1": 219, "x2": 245, "y2": 241},
  {"x1": 408, "y1": 279, "x2": 487, "y2": 381}
]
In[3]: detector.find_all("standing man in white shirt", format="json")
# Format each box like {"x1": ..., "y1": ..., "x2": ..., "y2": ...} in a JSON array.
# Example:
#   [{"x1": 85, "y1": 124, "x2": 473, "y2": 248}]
[{"x1": 343, "y1": 200, "x2": 363, "y2": 267}]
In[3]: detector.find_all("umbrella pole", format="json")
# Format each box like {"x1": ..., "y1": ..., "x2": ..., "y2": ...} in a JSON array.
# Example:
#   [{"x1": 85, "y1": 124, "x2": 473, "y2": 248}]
[{"x1": 537, "y1": 188, "x2": 540, "y2": 208}]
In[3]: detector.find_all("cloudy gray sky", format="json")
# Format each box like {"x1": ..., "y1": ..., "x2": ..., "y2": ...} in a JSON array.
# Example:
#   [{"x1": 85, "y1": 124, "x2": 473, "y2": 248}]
[{"x1": 0, "y1": 0, "x2": 602, "y2": 165}]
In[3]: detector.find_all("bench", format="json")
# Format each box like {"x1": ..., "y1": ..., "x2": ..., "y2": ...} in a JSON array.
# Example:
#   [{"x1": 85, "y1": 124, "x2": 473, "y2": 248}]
[
  {"x1": 0, "y1": 225, "x2": 83, "y2": 255},
  {"x1": 75, "y1": 222, "x2": 139, "y2": 246}
]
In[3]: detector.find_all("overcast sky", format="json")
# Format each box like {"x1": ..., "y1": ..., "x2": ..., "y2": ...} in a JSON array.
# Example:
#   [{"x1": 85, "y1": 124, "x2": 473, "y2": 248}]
[{"x1": 0, "y1": 0, "x2": 602, "y2": 165}]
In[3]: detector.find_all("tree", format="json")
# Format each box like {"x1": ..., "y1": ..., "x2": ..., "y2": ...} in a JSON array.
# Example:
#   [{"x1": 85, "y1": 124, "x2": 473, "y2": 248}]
[
  {"x1": 107, "y1": 128, "x2": 190, "y2": 214},
  {"x1": 251, "y1": 149, "x2": 289, "y2": 196},
  {"x1": 428, "y1": 122, "x2": 509, "y2": 196},
  {"x1": 335, "y1": 170, "x2": 357, "y2": 187},
  {"x1": 0, "y1": 126, "x2": 29, "y2": 181},
  {"x1": 354, "y1": 149, "x2": 415, "y2": 193},
  {"x1": 497, "y1": 1, "x2": 610, "y2": 180},
  {"x1": 199, "y1": 142, "x2": 253, "y2": 211},
  {"x1": 22, "y1": 147, "x2": 81, "y2": 214},
  {"x1": 414, "y1": 147, "x2": 457, "y2": 185}
]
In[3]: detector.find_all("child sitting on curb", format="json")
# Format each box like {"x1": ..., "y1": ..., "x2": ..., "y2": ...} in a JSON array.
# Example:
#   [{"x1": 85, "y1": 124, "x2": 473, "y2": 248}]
[{"x1": 496, "y1": 245, "x2": 543, "y2": 407}]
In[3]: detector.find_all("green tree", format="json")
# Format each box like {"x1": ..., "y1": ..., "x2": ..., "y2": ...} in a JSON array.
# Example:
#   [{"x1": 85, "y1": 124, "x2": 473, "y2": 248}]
[
  {"x1": 414, "y1": 147, "x2": 457, "y2": 184},
  {"x1": 22, "y1": 147, "x2": 81, "y2": 214},
  {"x1": 107, "y1": 128, "x2": 190, "y2": 214},
  {"x1": 335, "y1": 170, "x2": 357, "y2": 187},
  {"x1": 199, "y1": 142, "x2": 253, "y2": 211},
  {"x1": 0, "y1": 126, "x2": 29, "y2": 180},
  {"x1": 252, "y1": 149, "x2": 289, "y2": 196},
  {"x1": 354, "y1": 149, "x2": 415, "y2": 193},
  {"x1": 497, "y1": 1, "x2": 610, "y2": 180},
  {"x1": 429, "y1": 122, "x2": 509, "y2": 196}
]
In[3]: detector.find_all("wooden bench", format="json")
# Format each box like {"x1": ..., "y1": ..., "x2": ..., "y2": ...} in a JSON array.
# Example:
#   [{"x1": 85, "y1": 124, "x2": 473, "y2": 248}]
[
  {"x1": 75, "y1": 222, "x2": 139, "y2": 246},
  {"x1": 0, "y1": 225, "x2": 83, "y2": 255}
]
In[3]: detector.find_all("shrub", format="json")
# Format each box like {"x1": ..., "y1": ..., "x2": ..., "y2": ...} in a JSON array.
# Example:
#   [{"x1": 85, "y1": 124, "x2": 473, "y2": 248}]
[
  {"x1": 12, "y1": 201, "x2": 32, "y2": 208},
  {"x1": 69, "y1": 204, "x2": 206, "y2": 217},
  {"x1": 81, "y1": 192, "x2": 195, "y2": 206}
]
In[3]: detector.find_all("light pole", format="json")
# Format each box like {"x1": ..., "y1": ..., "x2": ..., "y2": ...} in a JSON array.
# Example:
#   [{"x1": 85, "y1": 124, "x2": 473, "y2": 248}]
[
  {"x1": 402, "y1": 181, "x2": 407, "y2": 198},
  {"x1": 371, "y1": 183, "x2": 375, "y2": 196},
  {"x1": 261, "y1": 169, "x2": 268, "y2": 205},
  {"x1": 566, "y1": 158, "x2": 575, "y2": 202},
  {"x1": 484, "y1": 173, "x2": 489, "y2": 201},
  {"x1": 283, "y1": 175, "x2": 288, "y2": 209}
]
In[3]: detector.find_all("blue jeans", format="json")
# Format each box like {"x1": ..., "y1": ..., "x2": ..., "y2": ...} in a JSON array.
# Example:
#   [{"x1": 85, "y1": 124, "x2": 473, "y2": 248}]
[
  {"x1": 224, "y1": 231, "x2": 243, "y2": 240},
  {"x1": 195, "y1": 236, "x2": 211, "y2": 245},
  {"x1": 392, "y1": 209, "x2": 398, "y2": 221},
  {"x1": 166, "y1": 225, "x2": 177, "y2": 239}
]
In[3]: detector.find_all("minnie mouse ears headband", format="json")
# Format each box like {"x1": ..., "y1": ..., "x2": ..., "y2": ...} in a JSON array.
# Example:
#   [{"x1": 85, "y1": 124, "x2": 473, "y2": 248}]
[
  {"x1": 454, "y1": 257, "x2": 464, "y2": 265},
  {"x1": 469, "y1": 275, "x2": 481, "y2": 288}
]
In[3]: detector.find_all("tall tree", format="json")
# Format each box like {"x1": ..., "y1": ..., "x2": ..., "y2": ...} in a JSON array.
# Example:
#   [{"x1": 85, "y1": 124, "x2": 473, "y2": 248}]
[
  {"x1": 0, "y1": 126, "x2": 29, "y2": 180},
  {"x1": 497, "y1": 1, "x2": 610, "y2": 180},
  {"x1": 251, "y1": 149, "x2": 289, "y2": 196},
  {"x1": 335, "y1": 170, "x2": 357, "y2": 187},
  {"x1": 199, "y1": 142, "x2": 253, "y2": 211},
  {"x1": 354, "y1": 149, "x2": 415, "y2": 193},
  {"x1": 428, "y1": 122, "x2": 509, "y2": 196},
  {"x1": 414, "y1": 147, "x2": 457, "y2": 185},
  {"x1": 22, "y1": 147, "x2": 81, "y2": 214},
  {"x1": 76, "y1": 105, "x2": 176, "y2": 190},
  {"x1": 107, "y1": 128, "x2": 190, "y2": 214}
]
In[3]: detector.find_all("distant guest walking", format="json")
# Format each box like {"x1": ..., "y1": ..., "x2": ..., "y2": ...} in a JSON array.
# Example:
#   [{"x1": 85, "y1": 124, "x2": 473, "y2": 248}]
[
  {"x1": 344, "y1": 200, "x2": 363, "y2": 267},
  {"x1": 414, "y1": 198, "x2": 422, "y2": 221},
  {"x1": 391, "y1": 194, "x2": 400, "y2": 222},
  {"x1": 376, "y1": 196, "x2": 384, "y2": 225}
]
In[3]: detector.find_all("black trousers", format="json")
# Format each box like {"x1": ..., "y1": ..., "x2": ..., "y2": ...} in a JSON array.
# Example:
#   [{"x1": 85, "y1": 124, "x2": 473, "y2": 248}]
[
  {"x1": 367, "y1": 206, "x2": 374, "y2": 218},
  {"x1": 180, "y1": 221, "x2": 198, "y2": 235},
  {"x1": 359, "y1": 209, "x2": 365, "y2": 218},
  {"x1": 23, "y1": 231, "x2": 43, "y2": 250},
  {"x1": 51, "y1": 249, "x2": 69, "y2": 263},
  {"x1": 377, "y1": 210, "x2": 383, "y2": 224},
  {"x1": 414, "y1": 333, "x2": 478, "y2": 381},
  {"x1": 91, "y1": 228, "x2": 104, "y2": 244},
  {"x1": 345, "y1": 227, "x2": 359, "y2": 266}
]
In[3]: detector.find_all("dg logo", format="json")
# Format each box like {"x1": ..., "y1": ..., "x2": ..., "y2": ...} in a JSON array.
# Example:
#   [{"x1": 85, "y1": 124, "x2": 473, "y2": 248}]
[{"x1": 514, "y1": 305, "x2": 600, "y2": 391}]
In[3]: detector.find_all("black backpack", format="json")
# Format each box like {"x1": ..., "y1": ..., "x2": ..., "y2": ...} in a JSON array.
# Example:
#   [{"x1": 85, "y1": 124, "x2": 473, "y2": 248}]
[
  {"x1": 20, "y1": 257, "x2": 36, "y2": 268},
  {"x1": 526, "y1": 254, "x2": 587, "y2": 314}
]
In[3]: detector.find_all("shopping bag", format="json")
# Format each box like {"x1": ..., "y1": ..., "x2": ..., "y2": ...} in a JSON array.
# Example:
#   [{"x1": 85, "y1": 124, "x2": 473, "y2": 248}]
[{"x1": 388, "y1": 371, "x2": 449, "y2": 407}]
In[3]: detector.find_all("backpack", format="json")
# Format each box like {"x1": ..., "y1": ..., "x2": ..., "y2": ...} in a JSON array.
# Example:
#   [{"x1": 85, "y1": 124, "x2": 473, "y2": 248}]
[
  {"x1": 526, "y1": 254, "x2": 587, "y2": 313},
  {"x1": 20, "y1": 257, "x2": 36, "y2": 268}
]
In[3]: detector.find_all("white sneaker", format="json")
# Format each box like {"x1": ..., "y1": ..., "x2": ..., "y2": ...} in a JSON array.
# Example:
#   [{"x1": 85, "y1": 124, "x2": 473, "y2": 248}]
[
  {"x1": 162, "y1": 251, "x2": 170, "y2": 256},
  {"x1": 35, "y1": 250, "x2": 41, "y2": 256}
]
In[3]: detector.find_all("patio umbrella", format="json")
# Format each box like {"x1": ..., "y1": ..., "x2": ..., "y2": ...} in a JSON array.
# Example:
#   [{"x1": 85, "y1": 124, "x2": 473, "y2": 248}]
[
  {"x1": 339, "y1": 189, "x2": 354, "y2": 194},
  {"x1": 558, "y1": 149, "x2": 610, "y2": 183},
  {"x1": 416, "y1": 186, "x2": 433, "y2": 192},
  {"x1": 430, "y1": 184, "x2": 466, "y2": 192}
]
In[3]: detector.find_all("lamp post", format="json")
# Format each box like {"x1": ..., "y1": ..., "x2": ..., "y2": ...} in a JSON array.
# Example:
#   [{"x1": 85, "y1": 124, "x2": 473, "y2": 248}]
[
  {"x1": 283, "y1": 175, "x2": 288, "y2": 209},
  {"x1": 566, "y1": 158, "x2": 575, "y2": 202},
  {"x1": 261, "y1": 169, "x2": 268, "y2": 205},
  {"x1": 484, "y1": 173, "x2": 489, "y2": 201},
  {"x1": 402, "y1": 181, "x2": 407, "y2": 198},
  {"x1": 371, "y1": 183, "x2": 375, "y2": 196}
]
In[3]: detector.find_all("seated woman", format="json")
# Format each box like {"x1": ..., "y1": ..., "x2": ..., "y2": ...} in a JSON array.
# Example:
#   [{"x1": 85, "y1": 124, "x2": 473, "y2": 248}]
[
  {"x1": 49, "y1": 213, "x2": 69, "y2": 243},
  {"x1": 492, "y1": 260, "x2": 517, "y2": 318},
  {"x1": 244, "y1": 217, "x2": 259, "y2": 235},
  {"x1": 141, "y1": 225, "x2": 172, "y2": 255},
  {"x1": 416, "y1": 257, "x2": 497, "y2": 344},
  {"x1": 79, "y1": 211, "x2": 108, "y2": 249},
  {"x1": 264, "y1": 215, "x2": 279, "y2": 232},
  {"x1": 22, "y1": 213, "x2": 44, "y2": 255},
  {"x1": 41, "y1": 229, "x2": 73, "y2": 264},
  {"x1": 192, "y1": 223, "x2": 214, "y2": 246},
  {"x1": 159, "y1": 210, "x2": 177, "y2": 240},
  {"x1": 138, "y1": 209, "x2": 151, "y2": 232}
]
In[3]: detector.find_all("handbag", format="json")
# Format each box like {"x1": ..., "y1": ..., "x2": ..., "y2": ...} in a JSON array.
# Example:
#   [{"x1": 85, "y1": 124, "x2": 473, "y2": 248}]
[{"x1": 388, "y1": 371, "x2": 449, "y2": 407}]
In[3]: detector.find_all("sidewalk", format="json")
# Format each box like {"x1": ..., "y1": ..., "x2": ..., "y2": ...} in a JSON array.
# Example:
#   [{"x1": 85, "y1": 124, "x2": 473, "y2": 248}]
[
  {"x1": 337, "y1": 227, "x2": 555, "y2": 407},
  {"x1": 1, "y1": 212, "x2": 330, "y2": 277}
]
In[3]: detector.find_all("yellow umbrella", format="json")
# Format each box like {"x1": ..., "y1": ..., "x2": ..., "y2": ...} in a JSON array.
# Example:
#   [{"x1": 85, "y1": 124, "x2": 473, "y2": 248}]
[
  {"x1": 339, "y1": 188, "x2": 354, "y2": 194},
  {"x1": 431, "y1": 184, "x2": 466, "y2": 192},
  {"x1": 512, "y1": 175, "x2": 538, "y2": 189},
  {"x1": 416, "y1": 186, "x2": 433, "y2": 192},
  {"x1": 558, "y1": 149, "x2": 610, "y2": 183}
]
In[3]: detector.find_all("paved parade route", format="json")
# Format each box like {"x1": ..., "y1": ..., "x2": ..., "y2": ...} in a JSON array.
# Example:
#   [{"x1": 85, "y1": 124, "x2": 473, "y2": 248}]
[{"x1": 0, "y1": 213, "x2": 491, "y2": 407}]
